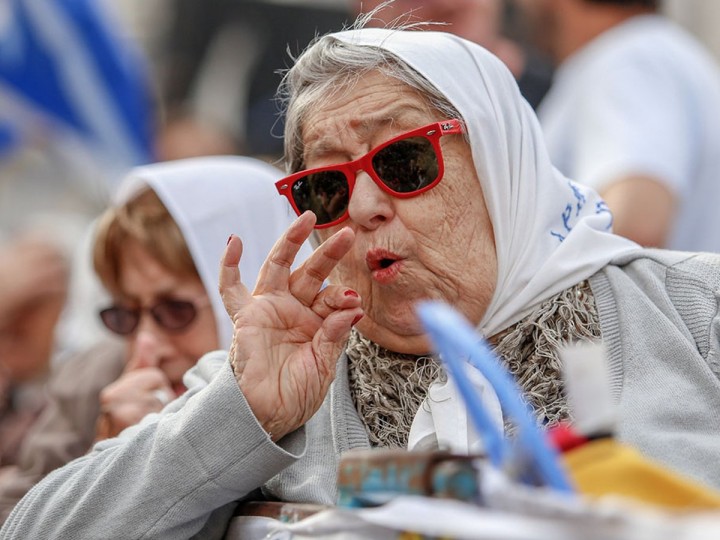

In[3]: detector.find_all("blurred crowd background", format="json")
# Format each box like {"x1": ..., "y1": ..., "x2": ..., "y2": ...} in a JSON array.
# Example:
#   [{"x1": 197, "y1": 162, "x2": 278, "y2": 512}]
[
  {"x1": 3, "y1": 0, "x2": 720, "y2": 509},
  {"x1": 5, "y1": 0, "x2": 720, "y2": 250}
]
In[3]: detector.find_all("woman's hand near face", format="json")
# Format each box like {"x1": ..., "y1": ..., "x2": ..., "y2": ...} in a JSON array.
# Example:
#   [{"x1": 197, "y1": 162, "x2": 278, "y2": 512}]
[
  {"x1": 219, "y1": 212, "x2": 363, "y2": 442},
  {"x1": 95, "y1": 367, "x2": 175, "y2": 441}
]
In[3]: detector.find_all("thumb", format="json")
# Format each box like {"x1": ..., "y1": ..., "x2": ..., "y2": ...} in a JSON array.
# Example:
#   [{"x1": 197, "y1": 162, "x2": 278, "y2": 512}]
[
  {"x1": 124, "y1": 332, "x2": 161, "y2": 372},
  {"x1": 219, "y1": 234, "x2": 251, "y2": 321}
]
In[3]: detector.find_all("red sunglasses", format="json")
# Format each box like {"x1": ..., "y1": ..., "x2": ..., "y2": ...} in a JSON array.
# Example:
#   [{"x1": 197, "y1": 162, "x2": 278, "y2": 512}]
[{"x1": 275, "y1": 119, "x2": 464, "y2": 228}]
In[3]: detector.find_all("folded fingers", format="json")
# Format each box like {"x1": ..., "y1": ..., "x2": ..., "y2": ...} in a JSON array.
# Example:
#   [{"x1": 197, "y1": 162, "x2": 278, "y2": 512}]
[{"x1": 309, "y1": 285, "x2": 363, "y2": 320}]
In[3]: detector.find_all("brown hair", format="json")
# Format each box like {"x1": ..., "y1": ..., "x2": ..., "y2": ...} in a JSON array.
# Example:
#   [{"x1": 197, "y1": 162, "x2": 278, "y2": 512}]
[{"x1": 93, "y1": 187, "x2": 198, "y2": 295}]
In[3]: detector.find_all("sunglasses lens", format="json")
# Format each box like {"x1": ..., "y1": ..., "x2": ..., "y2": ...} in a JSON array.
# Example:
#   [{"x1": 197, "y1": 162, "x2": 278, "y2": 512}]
[
  {"x1": 99, "y1": 307, "x2": 139, "y2": 336},
  {"x1": 291, "y1": 170, "x2": 350, "y2": 225},
  {"x1": 151, "y1": 300, "x2": 197, "y2": 331},
  {"x1": 372, "y1": 136, "x2": 439, "y2": 193}
]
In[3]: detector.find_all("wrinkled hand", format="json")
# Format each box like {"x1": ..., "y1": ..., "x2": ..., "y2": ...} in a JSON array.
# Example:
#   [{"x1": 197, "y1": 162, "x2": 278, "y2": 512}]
[
  {"x1": 219, "y1": 211, "x2": 363, "y2": 441},
  {"x1": 96, "y1": 367, "x2": 175, "y2": 441}
]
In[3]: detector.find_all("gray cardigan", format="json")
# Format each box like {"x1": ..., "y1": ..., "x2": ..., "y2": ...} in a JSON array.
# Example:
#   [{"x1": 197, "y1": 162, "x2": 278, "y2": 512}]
[{"x1": 2, "y1": 249, "x2": 720, "y2": 539}]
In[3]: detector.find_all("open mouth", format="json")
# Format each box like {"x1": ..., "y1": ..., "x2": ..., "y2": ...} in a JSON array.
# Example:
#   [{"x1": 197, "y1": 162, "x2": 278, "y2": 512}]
[
  {"x1": 366, "y1": 249, "x2": 404, "y2": 283},
  {"x1": 366, "y1": 249, "x2": 401, "y2": 271}
]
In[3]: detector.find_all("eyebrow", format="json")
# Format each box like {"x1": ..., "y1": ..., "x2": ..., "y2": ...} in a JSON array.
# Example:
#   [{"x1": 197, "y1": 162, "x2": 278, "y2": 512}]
[
  {"x1": 304, "y1": 138, "x2": 343, "y2": 163},
  {"x1": 303, "y1": 105, "x2": 428, "y2": 163}
]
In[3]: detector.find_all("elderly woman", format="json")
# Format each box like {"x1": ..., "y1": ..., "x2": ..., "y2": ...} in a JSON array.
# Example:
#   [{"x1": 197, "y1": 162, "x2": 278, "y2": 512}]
[{"x1": 4, "y1": 24, "x2": 720, "y2": 540}]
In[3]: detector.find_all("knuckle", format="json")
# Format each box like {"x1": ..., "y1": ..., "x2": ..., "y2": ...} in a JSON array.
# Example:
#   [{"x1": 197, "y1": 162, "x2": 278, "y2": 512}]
[{"x1": 304, "y1": 266, "x2": 326, "y2": 284}]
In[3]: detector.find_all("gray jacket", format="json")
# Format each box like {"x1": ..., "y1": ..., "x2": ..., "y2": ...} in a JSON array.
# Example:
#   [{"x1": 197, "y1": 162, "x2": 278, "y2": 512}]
[{"x1": 2, "y1": 249, "x2": 720, "y2": 539}]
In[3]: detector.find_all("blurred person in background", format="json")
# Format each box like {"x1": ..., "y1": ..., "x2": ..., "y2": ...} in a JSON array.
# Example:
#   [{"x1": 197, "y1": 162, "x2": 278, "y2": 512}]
[
  {"x1": 355, "y1": 0, "x2": 554, "y2": 109},
  {"x1": 518, "y1": 0, "x2": 720, "y2": 250},
  {"x1": 155, "y1": 0, "x2": 352, "y2": 161},
  {"x1": 0, "y1": 235, "x2": 68, "y2": 468},
  {"x1": 0, "y1": 156, "x2": 313, "y2": 524}
]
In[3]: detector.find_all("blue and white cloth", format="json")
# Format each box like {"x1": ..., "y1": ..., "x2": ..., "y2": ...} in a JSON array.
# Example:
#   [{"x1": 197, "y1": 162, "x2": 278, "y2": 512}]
[{"x1": 0, "y1": 0, "x2": 154, "y2": 178}]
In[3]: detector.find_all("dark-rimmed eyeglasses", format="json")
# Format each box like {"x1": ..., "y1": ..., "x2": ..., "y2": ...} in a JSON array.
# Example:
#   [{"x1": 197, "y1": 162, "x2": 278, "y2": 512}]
[
  {"x1": 98, "y1": 297, "x2": 210, "y2": 336},
  {"x1": 275, "y1": 119, "x2": 464, "y2": 228}
]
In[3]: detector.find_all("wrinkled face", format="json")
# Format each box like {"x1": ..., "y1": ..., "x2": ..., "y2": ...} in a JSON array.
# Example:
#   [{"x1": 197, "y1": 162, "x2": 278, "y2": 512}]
[
  {"x1": 114, "y1": 240, "x2": 218, "y2": 394},
  {"x1": 306, "y1": 71, "x2": 497, "y2": 354}
]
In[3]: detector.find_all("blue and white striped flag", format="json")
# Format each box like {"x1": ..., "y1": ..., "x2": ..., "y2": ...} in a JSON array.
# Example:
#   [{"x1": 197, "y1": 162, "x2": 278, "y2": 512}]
[{"x1": 0, "y1": 0, "x2": 155, "y2": 177}]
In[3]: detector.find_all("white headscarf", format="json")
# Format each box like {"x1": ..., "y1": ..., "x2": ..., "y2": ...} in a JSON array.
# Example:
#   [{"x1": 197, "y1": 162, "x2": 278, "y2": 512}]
[
  {"x1": 113, "y1": 156, "x2": 314, "y2": 349},
  {"x1": 333, "y1": 28, "x2": 638, "y2": 337}
]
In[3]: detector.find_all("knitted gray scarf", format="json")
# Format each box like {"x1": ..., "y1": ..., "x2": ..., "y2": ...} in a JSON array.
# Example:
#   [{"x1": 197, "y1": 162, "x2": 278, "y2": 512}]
[{"x1": 345, "y1": 281, "x2": 600, "y2": 448}]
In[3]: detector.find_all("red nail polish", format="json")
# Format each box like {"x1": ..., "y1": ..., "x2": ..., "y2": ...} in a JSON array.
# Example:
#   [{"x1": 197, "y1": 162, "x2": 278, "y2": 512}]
[
  {"x1": 344, "y1": 290, "x2": 359, "y2": 298},
  {"x1": 227, "y1": 235, "x2": 233, "y2": 245},
  {"x1": 351, "y1": 314, "x2": 364, "y2": 326}
]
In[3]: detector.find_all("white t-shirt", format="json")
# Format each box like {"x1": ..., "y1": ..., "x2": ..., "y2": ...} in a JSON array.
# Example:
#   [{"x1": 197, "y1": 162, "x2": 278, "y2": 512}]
[{"x1": 538, "y1": 15, "x2": 720, "y2": 252}]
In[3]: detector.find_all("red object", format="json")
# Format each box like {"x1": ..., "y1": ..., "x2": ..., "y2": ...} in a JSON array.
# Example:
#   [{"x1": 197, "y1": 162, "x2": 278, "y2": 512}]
[
  {"x1": 548, "y1": 423, "x2": 589, "y2": 453},
  {"x1": 275, "y1": 119, "x2": 464, "y2": 228}
]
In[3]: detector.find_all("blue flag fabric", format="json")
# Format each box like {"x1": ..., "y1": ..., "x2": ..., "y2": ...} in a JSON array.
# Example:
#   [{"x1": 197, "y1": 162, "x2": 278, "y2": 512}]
[{"x1": 0, "y1": 0, "x2": 154, "y2": 167}]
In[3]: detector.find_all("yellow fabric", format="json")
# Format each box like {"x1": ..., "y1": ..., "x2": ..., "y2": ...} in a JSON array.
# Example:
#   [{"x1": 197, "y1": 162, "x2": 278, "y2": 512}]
[{"x1": 562, "y1": 438, "x2": 720, "y2": 509}]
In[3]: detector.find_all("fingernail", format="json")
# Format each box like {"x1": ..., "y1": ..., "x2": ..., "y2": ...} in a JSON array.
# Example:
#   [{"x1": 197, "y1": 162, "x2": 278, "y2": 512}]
[
  {"x1": 351, "y1": 314, "x2": 364, "y2": 326},
  {"x1": 344, "y1": 290, "x2": 359, "y2": 298},
  {"x1": 227, "y1": 235, "x2": 233, "y2": 245}
]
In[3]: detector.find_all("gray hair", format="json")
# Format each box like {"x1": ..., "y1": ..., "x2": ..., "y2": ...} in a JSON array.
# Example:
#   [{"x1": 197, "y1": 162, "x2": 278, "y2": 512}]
[{"x1": 278, "y1": 14, "x2": 462, "y2": 174}]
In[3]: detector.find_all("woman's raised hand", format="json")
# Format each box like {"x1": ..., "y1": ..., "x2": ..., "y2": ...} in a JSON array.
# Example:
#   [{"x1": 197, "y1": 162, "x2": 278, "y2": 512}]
[{"x1": 219, "y1": 211, "x2": 363, "y2": 441}]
